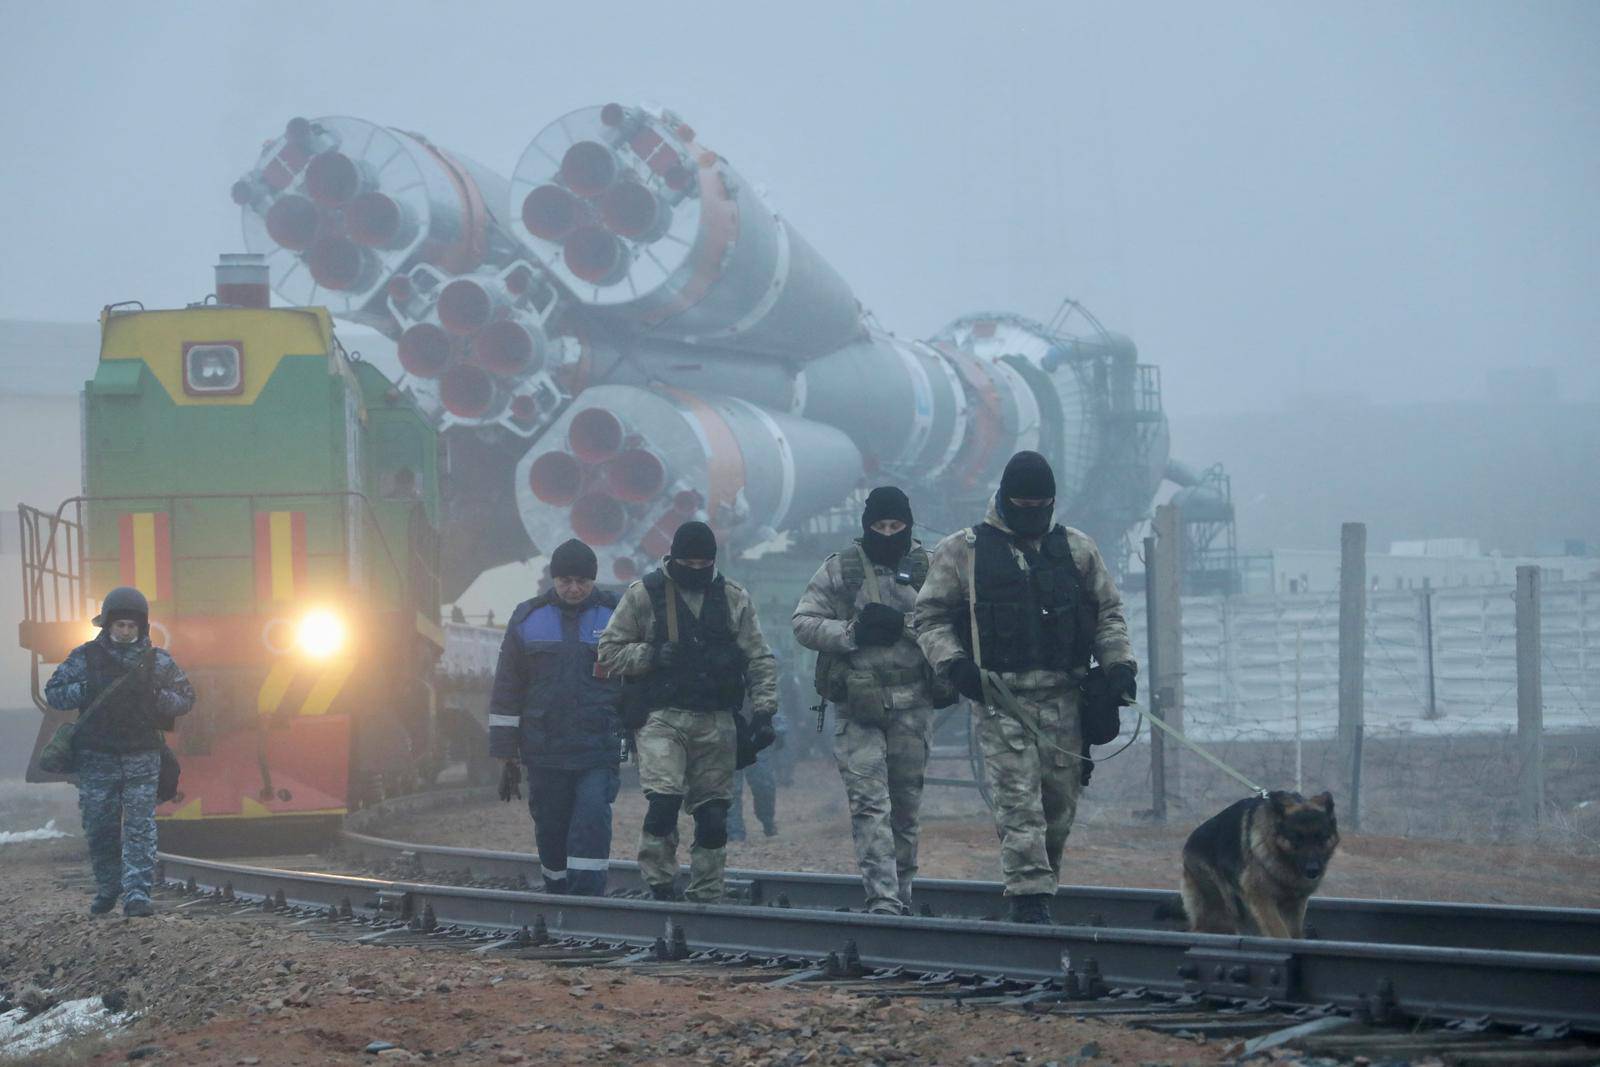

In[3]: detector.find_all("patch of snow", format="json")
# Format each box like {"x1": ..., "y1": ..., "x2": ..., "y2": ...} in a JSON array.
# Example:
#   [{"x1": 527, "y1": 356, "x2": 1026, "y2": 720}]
[
  {"x1": 0, "y1": 819, "x2": 72, "y2": 845},
  {"x1": 0, "y1": 996, "x2": 134, "y2": 1058}
]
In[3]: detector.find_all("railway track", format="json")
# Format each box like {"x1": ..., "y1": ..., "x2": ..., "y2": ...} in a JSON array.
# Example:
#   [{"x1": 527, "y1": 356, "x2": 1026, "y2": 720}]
[
  {"x1": 335, "y1": 830, "x2": 1600, "y2": 958},
  {"x1": 157, "y1": 841, "x2": 1600, "y2": 1063}
]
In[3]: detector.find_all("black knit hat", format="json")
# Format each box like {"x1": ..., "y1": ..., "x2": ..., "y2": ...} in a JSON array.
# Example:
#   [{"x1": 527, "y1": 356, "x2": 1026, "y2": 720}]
[
  {"x1": 669, "y1": 520, "x2": 718, "y2": 561},
  {"x1": 861, "y1": 486, "x2": 913, "y2": 530},
  {"x1": 549, "y1": 538, "x2": 598, "y2": 580},
  {"x1": 999, "y1": 451, "x2": 1056, "y2": 502}
]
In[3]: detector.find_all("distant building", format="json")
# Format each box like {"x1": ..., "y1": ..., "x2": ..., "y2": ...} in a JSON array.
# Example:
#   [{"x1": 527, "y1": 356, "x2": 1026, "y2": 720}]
[{"x1": 1245, "y1": 541, "x2": 1598, "y2": 596}]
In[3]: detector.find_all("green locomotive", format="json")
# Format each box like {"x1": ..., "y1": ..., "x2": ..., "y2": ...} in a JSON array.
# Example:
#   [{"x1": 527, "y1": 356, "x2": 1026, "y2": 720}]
[{"x1": 19, "y1": 257, "x2": 450, "y2": 828}]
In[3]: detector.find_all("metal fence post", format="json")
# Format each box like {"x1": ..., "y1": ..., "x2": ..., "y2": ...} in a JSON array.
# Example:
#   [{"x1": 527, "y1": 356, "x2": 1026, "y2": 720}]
[
  {"x1": 1420, "y1": 577, "x2": 1438, "y2": 719},
  {"x1": 1151, "y1": 504, "x2": 1184, "y2": 805},
  {"x1": 1338, "y1": 522, "x2": 1366, "y2": 830},
  {"x1": 1143, "y1": 535, "x2": 1165, "y2": 822},
  {"x1": 1515, "y1": 565, "x2": 1544, "y2": 825}
]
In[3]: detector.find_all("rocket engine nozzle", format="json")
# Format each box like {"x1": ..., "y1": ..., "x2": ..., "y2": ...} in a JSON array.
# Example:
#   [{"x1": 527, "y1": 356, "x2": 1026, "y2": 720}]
[
  {"x1": 522, "y1": 185, "x2": 582, "y2": 242},
  {"x1": 528, "y1": 451, "x2": 583, "y2": 506},
  {"x1": 264, "y1": 194, "x2": 319, "y2": 251},
  {"x1": 397, "y1": 322, "x2": 453, "y2": 379},
  {"x1": 570, "y1": 493, "x2": 627, "y2": 546},
  {"x1": 568, "y1": 407, "x2": 624, "y2": 463},
  {"x1": 439, "y1": 364, "x2": 503, "y2": 420},
  {"x1": 559, "y1": 141, "x2": 619, "y2": 197},
  {"x1": 472, "y1": 320, "x2": 544, "y2": 376},
  {"x1": 304, "y1": 151, "x2": 375, "y2": 207}
]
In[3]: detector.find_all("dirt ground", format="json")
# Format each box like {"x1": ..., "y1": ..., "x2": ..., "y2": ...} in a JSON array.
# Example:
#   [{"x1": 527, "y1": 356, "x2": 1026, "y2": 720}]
[
  {"x1": 0, "y1": 834, "x2": 1247, "y2": 1067},
  {"x1": 377, "y1": 754, "x2": 1600, "y2": 910}
]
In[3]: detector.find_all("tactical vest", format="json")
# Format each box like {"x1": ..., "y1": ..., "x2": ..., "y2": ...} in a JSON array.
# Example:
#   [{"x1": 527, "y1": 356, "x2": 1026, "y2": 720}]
[
  {"x1": 79, "y1": 640, "x2": 160, "y2": 753},
  {"x1": 813, "y1": 542, "x2": 941, "y2": 705},
  {"x1": 961, "y1": 524, "x2": 1096, "y2": 673},
  {"x1": 640, "y1": 570, "x2": 747, "y2": 712}
]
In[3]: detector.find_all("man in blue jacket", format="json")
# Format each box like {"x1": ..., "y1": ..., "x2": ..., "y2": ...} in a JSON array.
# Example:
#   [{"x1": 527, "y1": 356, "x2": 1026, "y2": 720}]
[
  {"x1": 45, "y1": 586, "x2": 195, "y2": 917},
  {"x1": 488, "y1": 539, "x2": 622, "y2": 895}
]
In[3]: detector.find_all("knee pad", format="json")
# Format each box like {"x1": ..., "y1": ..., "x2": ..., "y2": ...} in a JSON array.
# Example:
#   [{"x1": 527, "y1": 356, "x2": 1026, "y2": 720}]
[
  {"x1": 642, "y1": 793, "x2": 683, "y2": 837},
  {"x1": 692, "y1": 800, "x2": 730, "y2": 850}
]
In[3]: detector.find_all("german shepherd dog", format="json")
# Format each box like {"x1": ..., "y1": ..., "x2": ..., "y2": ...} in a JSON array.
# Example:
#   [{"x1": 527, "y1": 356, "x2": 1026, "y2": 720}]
[{"x1": 1180, "y1": 791, "x2": 1339, "y2": 939}]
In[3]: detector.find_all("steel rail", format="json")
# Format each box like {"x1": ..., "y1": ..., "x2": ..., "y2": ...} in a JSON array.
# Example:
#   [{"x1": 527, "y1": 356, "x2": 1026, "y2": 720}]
[
  {"x1": 336, "y1": 831, "x2": 1600, "y2": 958},
  {"x1": 157, "y1": 851, "x2": 1600, "y2": 1032}
]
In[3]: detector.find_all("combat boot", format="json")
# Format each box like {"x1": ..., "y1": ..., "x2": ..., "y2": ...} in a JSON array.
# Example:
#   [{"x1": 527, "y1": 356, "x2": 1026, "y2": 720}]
[
  {"x1": 647, "y1": 883, "x2": 678, "y2": 902},
  {"x1": 760, "y1": 818, "x2": 777, "y2": 837},
  {"x1": 89, "y1": 894, "x2": 118, "y2": 915},
  {"x1": 123, "y1": 899, "x2": 155, "y2": 918},
  {"x1": 1007, "y1": 894, "x2": 1053, "y2": 925}
]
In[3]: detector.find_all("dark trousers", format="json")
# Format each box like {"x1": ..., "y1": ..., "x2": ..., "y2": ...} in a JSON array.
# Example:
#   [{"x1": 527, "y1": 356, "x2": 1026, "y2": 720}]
[{"x1": 526, "y1": 765, "x2": 619, "y2": 895}]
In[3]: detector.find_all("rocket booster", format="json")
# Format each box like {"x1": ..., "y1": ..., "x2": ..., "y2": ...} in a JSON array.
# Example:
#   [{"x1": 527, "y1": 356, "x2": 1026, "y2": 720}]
[{"x1": 231, "y1": 105, "x2": 1170, "y2": 595}]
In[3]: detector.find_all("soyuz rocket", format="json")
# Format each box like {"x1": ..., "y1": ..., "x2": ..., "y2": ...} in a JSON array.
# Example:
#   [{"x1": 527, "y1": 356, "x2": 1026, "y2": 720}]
[{"x1": 229, "y1": 104, "x2": 1171, "y2": 598}]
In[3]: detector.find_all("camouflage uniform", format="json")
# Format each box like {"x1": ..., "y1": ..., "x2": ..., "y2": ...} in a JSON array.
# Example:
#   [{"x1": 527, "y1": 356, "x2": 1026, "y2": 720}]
[
  {"x1": 598, "y1": 573, "x2": 777, "y2": 902},
  {"x1": 794, "y1": 545, "x2": 936, "y2": 913},
  {"x1": 45, "y1": 635, "x2": 195, "y2": 908},
  {"x1": 913, "y1": 501, "x2": 1133, "y2": 897}
]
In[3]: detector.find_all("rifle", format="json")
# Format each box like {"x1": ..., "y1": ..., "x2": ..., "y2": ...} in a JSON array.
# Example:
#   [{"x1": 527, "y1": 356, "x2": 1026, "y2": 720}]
[{"x1": 814, "y1": 698, "x2": 828, "y2": 733}]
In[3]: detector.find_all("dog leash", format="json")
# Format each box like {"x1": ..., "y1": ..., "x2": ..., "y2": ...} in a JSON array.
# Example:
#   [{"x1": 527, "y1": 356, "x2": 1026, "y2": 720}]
[
  {"x1": 981, "y1": 666, "x2": 1267, "y2": 796},
  {"x1": 1130, "y1": 700, "x2": 1270, "y2": 799}
]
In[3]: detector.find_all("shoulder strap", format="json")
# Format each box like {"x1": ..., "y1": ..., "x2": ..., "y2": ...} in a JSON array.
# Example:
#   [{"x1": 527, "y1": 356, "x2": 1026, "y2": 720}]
[
  {"x1": 905, "y1": 547, "x2": 930, "y2": 590},
  {"x1": 664, "y1": 578, "x2": 680, "y2": 643},
  {"x1": 967, "y1": 539, "x2": 983, "y2": 672},
  {"x1": 854, "y1": 544, "x2": 883, "y2": 605}
]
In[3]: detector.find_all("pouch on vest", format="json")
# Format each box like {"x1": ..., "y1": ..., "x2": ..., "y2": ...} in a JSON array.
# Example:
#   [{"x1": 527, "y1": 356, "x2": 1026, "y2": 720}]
[
  {"x1": 840, "y1": 668, "x2": 894, "y2": 728},
  {"x1": 1077, "y1": 665, "x2": 1122, "y2": 746}
]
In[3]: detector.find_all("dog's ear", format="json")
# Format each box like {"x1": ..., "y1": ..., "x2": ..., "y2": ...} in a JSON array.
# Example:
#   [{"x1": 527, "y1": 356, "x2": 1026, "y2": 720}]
[{"x1": 1312, "y1": 791, "x2": 1335, "y2": 814}]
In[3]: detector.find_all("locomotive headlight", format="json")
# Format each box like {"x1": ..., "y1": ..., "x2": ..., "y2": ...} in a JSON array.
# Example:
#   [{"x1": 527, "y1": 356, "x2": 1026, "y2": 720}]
[
  {"x1": 294, "y1": 609, "x2": 347, "y2": 660},
  {"x1": 182, "y1": 342, "x2": 243, "y2": 395}
]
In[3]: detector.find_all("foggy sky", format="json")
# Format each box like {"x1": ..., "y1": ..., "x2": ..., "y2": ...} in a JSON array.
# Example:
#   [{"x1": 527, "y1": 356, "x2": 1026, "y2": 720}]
[{"x1": 2, "y1": 1, "x2": 1596, "y2": 415}]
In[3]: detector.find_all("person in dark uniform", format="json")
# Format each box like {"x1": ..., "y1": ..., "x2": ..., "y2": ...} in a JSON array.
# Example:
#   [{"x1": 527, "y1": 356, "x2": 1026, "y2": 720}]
[
  {"x1": 488, "y1": 539, "x2": 623, "y2": 895},
  {"x1": 45, "y1": 586, "x2": 195, "y2": 917}
]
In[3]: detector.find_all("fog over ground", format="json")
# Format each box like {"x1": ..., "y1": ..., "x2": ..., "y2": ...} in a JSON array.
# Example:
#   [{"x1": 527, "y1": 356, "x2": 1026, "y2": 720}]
[{"x1": 3, "y1": 1, "x2": 1596, "y2": 415}]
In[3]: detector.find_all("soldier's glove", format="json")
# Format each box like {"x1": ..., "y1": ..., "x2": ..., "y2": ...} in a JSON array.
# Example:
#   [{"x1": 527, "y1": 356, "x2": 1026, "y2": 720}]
[
  {"x1": 947, "y1": 658, "x2": 987, "y2": 703},
  {"x1": 748, "y1": 713, "x2": 777, "y2": 753},
  {"x1": 498, "y1": 760, "x2": 522, "y2": 802},
  {"x1": 652, "y1": 642, "x2": 680, "y2": 669},
  {"x1": 1108, "y1": 662, "x2": 1137, "y2": 704},
  {"x1": 854, "y1": 603, "x2": 906, "y2": 647}
]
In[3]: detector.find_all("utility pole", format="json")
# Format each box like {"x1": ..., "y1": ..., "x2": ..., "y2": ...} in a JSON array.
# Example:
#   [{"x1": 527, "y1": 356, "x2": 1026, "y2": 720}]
[
  {"x1": 1143, "y1": 535, "x2": 1165, "y2": 822},
  {"x1": 1515, "y1": 565, "x2": 1544, "y2": 825},
  {"x1": 1337, "y1": 522, "x2": 1366, "y2": 831},
  {"x1": 1151, "y1": 504, "x2": 1184, "y2": 805},
  {"x1": 1420, "y1": 577, "x2": 1438, "y2": 720}
]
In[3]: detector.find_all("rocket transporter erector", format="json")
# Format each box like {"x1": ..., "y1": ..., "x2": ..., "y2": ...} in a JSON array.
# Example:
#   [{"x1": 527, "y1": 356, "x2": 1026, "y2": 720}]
[{"x1": 232, "y1": 104, "x2": 1170, "y2": 597}]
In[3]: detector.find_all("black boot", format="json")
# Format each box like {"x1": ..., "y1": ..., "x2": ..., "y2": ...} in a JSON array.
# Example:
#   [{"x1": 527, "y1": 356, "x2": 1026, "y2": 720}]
[
  {"x1": 1007, "y1": 894, "x2": 1053, "y2": 925},
  {"x1": 760, "y1": 818, "x2": 777, "y2": 837},
  {"x1": 123, "y1": 899, "x2": 155, "y2": 918},
  {"x1": 648, "y1": 883, "x2": 677, "y2": 902},
  {"x1": 89, "y1": 894, "x2": 118, "y2": 915}
]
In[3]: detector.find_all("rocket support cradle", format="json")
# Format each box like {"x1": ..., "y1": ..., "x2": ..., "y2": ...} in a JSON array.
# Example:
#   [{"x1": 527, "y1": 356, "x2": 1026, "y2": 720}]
[{"x1": 233, "y1": 104, "x2": 1170, "y2": 596}]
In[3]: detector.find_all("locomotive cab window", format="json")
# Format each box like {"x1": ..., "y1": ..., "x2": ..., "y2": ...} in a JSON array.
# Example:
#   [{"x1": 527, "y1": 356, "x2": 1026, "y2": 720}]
[{"x1": 183, "y1": 342, "x2": 243, "y2": 395}]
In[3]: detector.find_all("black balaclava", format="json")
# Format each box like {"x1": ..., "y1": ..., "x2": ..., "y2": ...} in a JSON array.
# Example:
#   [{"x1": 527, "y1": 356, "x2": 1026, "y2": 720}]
[
  {"x1": 666, "y1": 521, "x2": 718, "y2": 591},
  {"x1": 860, "y1": 486, "x2": 914, "y2": 568},
  {"x1": 996, "y1": 450, "x2": 1057, "y2": 538},
  {"x1": 549, "y1": 538, "x2": 598, "y2": 581}
]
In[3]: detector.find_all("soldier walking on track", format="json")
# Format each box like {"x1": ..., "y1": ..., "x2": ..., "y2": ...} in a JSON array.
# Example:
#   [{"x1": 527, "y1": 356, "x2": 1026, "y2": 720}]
[
  {"x1": 44, "y1": 586, "x2": 195, "y2": 917},
  {"x1": 793, "y1": 487, "x2": 954, "y2": 915},
  {"x1": 597, "y1": 521, "x2": 779, "y2": 902},
  {"x1": 488, "y1": 539, "x2": 622, "y2": 895},
  {"x1": 913, "y1": 452, "x2": 1137, "y2": 924}
]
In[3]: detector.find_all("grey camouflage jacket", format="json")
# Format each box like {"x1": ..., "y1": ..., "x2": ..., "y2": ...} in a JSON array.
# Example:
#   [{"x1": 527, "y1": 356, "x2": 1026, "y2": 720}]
[
  {"x1": 913, "y1": 497, "x2": 1135, "y2": 693},
  {"x1": 597, "y1": 568, "x2": 780, "y2": 718},
  {"x1": 792, "y1": 544, "x2": 934, "y2": 710}
]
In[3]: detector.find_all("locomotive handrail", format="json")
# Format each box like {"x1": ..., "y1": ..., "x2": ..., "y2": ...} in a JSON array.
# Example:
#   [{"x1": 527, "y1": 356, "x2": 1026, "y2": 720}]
[{"x1": 38, "y1": 489, "x2": 410, "y2": 616}]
